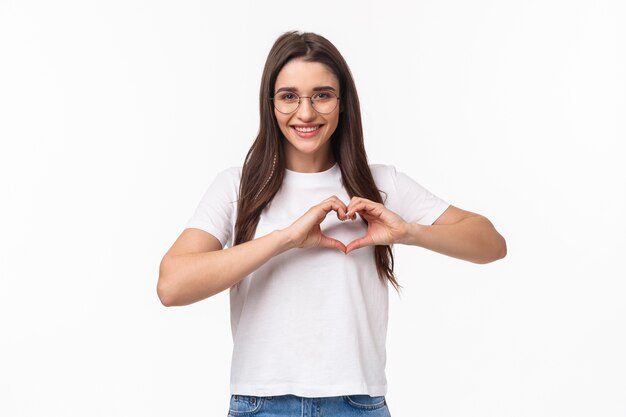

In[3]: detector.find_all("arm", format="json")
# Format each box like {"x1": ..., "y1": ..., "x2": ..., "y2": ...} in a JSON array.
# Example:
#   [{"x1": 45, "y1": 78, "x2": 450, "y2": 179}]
[
  {"x1": 398, "y1": 205, "x2": 507, "y2": 264},
  {"x1": 158, "y1": 196, "x2": 349, "y2": 307},
  {"x1": 157, "y1": 228, "x2": 294, "y2": 307},
  {"x1": 343, "y1": 198, "x2": 506, "y2": 264}
]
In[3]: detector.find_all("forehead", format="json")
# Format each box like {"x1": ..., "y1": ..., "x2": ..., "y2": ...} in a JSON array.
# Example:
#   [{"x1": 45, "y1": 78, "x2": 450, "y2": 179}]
[{"x1": 274, "y1": 59, "x2": 339, "y2": 92}]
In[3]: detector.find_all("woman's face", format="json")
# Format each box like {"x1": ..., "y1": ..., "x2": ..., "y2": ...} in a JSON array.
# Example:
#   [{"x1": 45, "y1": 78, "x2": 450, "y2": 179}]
[{"x1": 273, "y1": 59, "x2": 341, "y2": 171}]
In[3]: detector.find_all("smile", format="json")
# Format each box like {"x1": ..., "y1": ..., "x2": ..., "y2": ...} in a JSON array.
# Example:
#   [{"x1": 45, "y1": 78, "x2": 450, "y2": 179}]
[{"x1": 292, "y1": 125, "x2": 322, "y2": 132}]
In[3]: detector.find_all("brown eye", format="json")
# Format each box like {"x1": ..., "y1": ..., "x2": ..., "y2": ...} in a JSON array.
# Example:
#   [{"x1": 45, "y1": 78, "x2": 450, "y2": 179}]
[
  {"x1": 277, "y1": 92, "x2": 298, "y2": 101},
  {"x1": 312, "y1": 91, "x2": 337, "y2": 102}
]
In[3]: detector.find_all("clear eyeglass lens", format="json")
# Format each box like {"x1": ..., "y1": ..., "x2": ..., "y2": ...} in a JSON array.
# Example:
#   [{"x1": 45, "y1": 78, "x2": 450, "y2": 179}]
[{"x1": 274, "y1": 91, "x2": 338, "y2": 114}]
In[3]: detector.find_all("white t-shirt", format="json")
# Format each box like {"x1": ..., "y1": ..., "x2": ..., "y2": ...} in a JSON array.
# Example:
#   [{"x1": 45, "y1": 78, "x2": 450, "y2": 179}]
[{"x1": 185, "y1": 162, "x2": 450, "y2": 397}]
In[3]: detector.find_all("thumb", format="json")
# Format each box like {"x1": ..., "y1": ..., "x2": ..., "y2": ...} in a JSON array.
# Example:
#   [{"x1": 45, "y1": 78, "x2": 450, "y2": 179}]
[
  {"x1": 345, "y1": 235, "x2": 374, "y2": 254},
  {"x1": 318, "y1": 234, "x2": 347, "y2": 254}
]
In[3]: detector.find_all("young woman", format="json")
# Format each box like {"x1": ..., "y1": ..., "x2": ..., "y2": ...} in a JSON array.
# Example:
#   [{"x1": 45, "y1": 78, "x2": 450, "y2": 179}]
[{"x1": 158, "y1": 30, "x2": 506, "y2": 417}]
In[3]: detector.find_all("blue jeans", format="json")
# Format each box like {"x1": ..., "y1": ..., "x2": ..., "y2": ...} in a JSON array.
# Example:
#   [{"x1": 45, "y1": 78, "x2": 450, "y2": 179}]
[{"x1": 227, "y1": 394, "x2": 392, "y2": 416}]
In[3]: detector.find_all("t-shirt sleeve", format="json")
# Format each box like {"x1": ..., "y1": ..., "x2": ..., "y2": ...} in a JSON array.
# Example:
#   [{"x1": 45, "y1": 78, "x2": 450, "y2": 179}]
[
  {"x1": 385, "y1": 165, "x2": 451, "y2": 225},
  {"x1": 184, "y1": 167, "x2": 239, "y2": 248}
]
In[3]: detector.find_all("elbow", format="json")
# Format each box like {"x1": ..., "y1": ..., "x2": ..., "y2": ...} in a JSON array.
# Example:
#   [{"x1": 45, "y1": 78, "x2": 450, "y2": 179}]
[
  {"x1": 485, "y1": 220, "x2": 507, "y2": 263},
  {"x1": 473, "y1": 235, "x2": 507, "y2": 265},
  {"x1": 157, "y1": 280, "x2": 177, "y2": 307},
  {"x1": 157, "y1": 256, "x2": 178, "y2": 307},
  {"x1": 484, "y1": 235, "x2": 507, "y2": 264},
  {"x1": 499, "y1": 237, "x2": 507, "y2": 260},
  {"x1": 473, "y1": 217, "x2": 507, "y2": 264}
]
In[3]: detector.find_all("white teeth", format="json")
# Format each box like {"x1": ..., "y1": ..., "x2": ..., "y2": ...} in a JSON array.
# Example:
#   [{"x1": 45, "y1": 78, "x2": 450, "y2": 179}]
[{"x1": 294, "y1": 125, "x2": 320, "y2": 132}]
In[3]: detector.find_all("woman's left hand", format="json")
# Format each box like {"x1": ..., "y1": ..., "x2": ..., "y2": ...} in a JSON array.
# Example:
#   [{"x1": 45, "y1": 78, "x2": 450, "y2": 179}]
[{"x1": 343, "y1": 197, "x2": 408, "y2": 254}]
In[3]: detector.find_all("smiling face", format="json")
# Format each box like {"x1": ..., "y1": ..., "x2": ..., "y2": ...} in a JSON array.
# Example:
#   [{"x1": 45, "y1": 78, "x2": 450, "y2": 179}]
[{"x1": 273, "y1": 59, "x2": 341, "y2": 172}]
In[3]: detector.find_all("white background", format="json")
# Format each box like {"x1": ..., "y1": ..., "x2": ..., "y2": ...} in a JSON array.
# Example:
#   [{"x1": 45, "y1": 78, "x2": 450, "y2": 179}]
[{"x1": 1, "y1": 0, "x2": 624, "y2": 416}]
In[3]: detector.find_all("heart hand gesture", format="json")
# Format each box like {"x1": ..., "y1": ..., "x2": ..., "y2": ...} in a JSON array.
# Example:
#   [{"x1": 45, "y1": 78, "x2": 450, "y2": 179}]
[{"x1": 282, "y1": 195, "x2": 408, "y2": 255}]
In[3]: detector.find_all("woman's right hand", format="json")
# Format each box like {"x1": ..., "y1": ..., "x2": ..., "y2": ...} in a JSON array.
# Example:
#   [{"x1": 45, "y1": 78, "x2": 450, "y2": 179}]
[{"x1": 281, "y1": 196, "x2": 354, "y2": 253}]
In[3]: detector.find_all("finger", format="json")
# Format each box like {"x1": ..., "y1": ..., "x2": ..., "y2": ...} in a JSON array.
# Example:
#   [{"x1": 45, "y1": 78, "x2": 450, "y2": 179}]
[
  {"x1": 346, "y1": 197, "x2": 364, "y2": 214},
  {"x1": 319, "y1": 199, "x2": 349, "y2": 220},
  {"x1": 323, "y1": 195, "x2": 348, "y2": 207},
  {"x1": 318, "y1": 234, "x2": 347, "y2": 253},
  {"x1": 348, "y1": 200, "x2": 382, "y2": 215},
  {"x1": 336, "y1": 206, "x2": 347, "y2": 221},
  {"x1": 347, "y1": 196, "x2": 373, "y2": 207},
  {"x1": 345, "y1": 234, "x2": 375, "y2": 254},
  {"x1": 323, "y1": 196, "x2": 349, "y2": 219},
  {"x1": 331, "y1": 202, "x2": 348, "y2": 219},
  {"x1": 345, "y1": 201, "x2": 359, "y2": 220}
]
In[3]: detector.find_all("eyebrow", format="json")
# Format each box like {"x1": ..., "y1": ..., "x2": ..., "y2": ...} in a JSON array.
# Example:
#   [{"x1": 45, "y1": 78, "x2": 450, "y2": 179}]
[{"x1": 274, "y1": 86, "x2": 337, "y2": 94}]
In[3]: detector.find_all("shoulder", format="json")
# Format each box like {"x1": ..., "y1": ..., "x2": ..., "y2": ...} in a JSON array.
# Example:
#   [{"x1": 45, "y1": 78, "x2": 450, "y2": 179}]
[
  {"x1": 367, "y1": 163, "x2": 432, "y2": 200},
  {"x1": 366, "y1": 163, "x2": 400, "y2": 203},
  {"x1": 220, "y1": 165, "x2": 242, "y2": 178},
  {"x1": 368, "y1": 163, "x2": 399, "y2": 187},
  {"x1": 214, "y1": 165, "x2": 242, "y2": 186},
  {"x1": 198, "y1": 166, "x2": 242, "y2": 200}
]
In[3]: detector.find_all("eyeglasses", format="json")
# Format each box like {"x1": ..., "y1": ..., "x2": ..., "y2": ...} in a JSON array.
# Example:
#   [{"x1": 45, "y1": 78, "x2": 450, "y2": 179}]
[{"x1": 271, "y1": 91, "x2": 340, "y2": 114}]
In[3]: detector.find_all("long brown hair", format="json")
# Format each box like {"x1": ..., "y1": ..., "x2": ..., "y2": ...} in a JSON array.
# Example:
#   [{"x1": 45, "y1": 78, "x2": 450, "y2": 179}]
[{"x1": 234, "y1": 30, "x2": 402, "y2": 293}]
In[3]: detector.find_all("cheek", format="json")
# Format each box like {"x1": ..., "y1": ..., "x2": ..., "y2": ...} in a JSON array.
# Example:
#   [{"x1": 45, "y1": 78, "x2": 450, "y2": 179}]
[
  {"x1": 274, "y1": 112, "x2": 289, "y2": 127},
  {"x1": 273, "y1": 113, "x2": 287, "y2": 133},
  {"x1": 328, "y1": 114, "x2": 340, "y2": 133}
]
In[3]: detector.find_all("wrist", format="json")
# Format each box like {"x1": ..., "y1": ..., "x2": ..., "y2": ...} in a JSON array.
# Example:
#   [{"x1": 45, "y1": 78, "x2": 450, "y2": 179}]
[
  {"x1": 272, "y1": 229, "x2": 296, "y2": 254},
  {"x1": 398, "y1": 222, "x2": 425, "y2": 246}
]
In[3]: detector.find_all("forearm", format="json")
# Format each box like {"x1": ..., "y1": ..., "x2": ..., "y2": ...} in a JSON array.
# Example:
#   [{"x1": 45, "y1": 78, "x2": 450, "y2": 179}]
[
  {"x1": 158, "y1": 230, "x2": 294, "y2": 306},
  {"x1": 398, "y1": 216, "x2": 507, "y2": 264}
]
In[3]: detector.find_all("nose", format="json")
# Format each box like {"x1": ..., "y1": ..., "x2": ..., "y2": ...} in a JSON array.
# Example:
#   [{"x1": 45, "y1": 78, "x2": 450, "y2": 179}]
[{"x1": 295, "y1": 97, "x2": 316, "y2": 121}]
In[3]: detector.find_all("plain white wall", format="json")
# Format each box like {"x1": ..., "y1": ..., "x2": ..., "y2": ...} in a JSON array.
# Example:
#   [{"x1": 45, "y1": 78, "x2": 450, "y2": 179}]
[{"x1": 1, "y1": 0, "x2": 624, "y2": 416}]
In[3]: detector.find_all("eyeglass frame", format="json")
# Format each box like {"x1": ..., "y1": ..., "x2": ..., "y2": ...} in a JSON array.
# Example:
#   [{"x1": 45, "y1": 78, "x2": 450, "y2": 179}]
[{"x1": 270, "y1": 91, "x2": 341, "y2": 114}]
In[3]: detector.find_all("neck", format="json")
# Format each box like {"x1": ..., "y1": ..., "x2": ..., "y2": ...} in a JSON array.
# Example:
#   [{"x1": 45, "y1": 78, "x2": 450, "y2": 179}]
[{"x1": 285, "y1": 155, "x2": 336, "y2": 173}]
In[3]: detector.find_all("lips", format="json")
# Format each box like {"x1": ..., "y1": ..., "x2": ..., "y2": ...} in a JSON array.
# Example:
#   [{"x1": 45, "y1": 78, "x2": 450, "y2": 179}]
[
  {"x1": 289, "y1": 124, "x2": 324, "y2": 138},
  {"x1": 291, "y1": 124, "x2": 323, "y2": 132}
]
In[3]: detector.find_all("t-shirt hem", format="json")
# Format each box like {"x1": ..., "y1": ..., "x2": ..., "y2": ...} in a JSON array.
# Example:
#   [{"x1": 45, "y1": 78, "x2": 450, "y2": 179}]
[
  {"x1": 183, "y1": 222, "x2": 227, "y2": 247},
  {"x1": 421, "y1": 201, "x2": 451, "y2": 225},
  {"x1": 230, "y1": 382, "x2": 388, "y2": 397}
]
